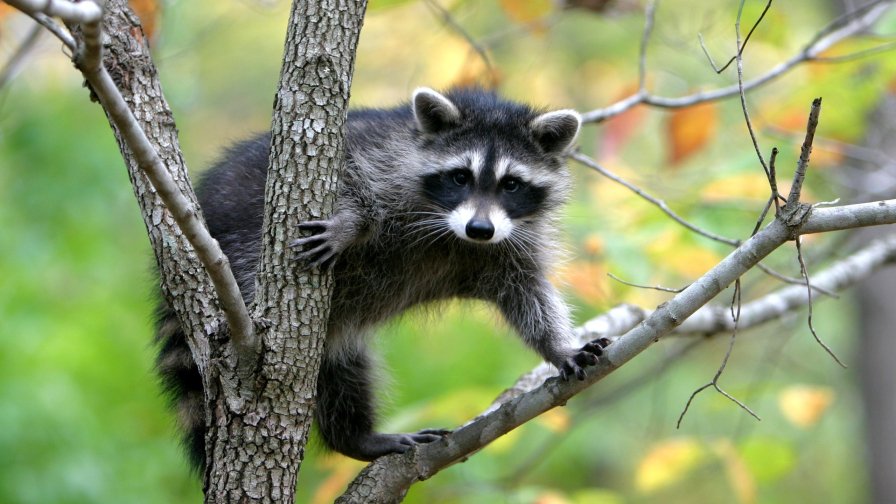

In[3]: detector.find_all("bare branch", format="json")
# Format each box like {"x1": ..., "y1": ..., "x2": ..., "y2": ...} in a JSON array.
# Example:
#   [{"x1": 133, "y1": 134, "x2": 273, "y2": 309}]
[
  {"x1": 787, "y1": 98, "x2": 823, "y2": 206},
  {"x1": 607, "y1": 272, "x2": 685, "y2": 293},
  {"x1": 701, "y1": 0, "x2": 773, "y2": 74},
  {"x1": 581, "y1": 1, "x2": 893, "y2": 123},
  {"x1": 571, "y1": 151, "x2": 740, "y2": 246},
  {"x1": 0, "y1": 23, "x2": 42, "y2": 88},
  {"x1": 795, "y1": 236, "x2": 847, "y2": 367},
  {"x1": 5, "y1": 0, "x2": 103, "y2": 23}
]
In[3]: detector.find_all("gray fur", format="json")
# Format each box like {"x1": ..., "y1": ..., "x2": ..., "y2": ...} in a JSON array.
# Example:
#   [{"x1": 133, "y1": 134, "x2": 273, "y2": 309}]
[{"x1": 155, "y1": 87, "x2": 603, "y2": 470}]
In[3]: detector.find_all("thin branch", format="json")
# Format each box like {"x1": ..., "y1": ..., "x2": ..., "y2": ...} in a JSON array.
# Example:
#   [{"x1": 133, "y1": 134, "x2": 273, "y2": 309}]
[
  {"x1": 786, "y1": 98, "x2": 823, "y2": 206},
  {"x1": 607, "y1": 272, "x2": 684, "y2": 293},
  {"x1": 677, "y1": 280, "x2": 760, "y2": 428},
  {"x1": 0, "y1": 24, "x2": 42, "y2": 88},
  {"x1": 580, "y1": 1, "x2": 892, "y2": 123},
  {"x1": 735, "y1": 0, "x2": 770, "y2": 181},
  {"x1": 25, "y1": 11, "x2": 76, "y2": 50},
  {"x1": 812, "y1": 39, "x2": 896, "y2": 63},
  {"x1": 795, "y1": 237, "x2": 847, "y2": 367},
  {"x1": 701, "y1": 0, "x2": 773, "y2": 74},
  {"x1": 571, "y1": 152, "x2": 740, "y2": 246},
  {"x1": 424, "y1": 0, "x2": 494, "y2": 78},
  {"x1": 5, "y1": 0, "x2": 103, "y2": 23},
  {"x1": 638, "y1": 0, "x2": 658, "y2": 92}
]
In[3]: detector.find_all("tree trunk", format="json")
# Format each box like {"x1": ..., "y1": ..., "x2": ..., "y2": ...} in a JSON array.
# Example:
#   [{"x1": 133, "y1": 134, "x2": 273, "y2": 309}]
[{"x1": 203, "y1": 1, "x2": 367, "y2": 502}]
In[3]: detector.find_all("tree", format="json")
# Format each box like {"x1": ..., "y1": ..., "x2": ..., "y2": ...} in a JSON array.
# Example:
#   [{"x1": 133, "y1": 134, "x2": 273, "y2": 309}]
[{"x1": 2, "y1": 0, "x2": 895, "y2": 502}]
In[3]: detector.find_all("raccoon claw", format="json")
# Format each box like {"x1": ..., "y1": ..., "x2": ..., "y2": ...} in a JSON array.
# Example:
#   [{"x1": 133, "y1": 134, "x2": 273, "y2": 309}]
[
  {"x1": 355, "y1": 429, "x2": 450, "y2": 460},
  {"x1": 290, "y1": 218, "x2": 350, "y2": 269},
  {"x1": 558, "y1": 337, "x2": 612, "y2": 381}
]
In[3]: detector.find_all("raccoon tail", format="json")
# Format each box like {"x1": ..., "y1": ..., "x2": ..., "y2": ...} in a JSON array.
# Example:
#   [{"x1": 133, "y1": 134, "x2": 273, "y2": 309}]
[{"x1": 154, "y1": 302, "x2": 206, "y2": 471}]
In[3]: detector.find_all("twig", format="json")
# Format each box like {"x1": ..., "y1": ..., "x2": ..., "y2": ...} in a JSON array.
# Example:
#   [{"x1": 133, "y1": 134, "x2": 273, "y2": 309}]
[
  {"x1": 700, "y1": 0, "x2": 773, "y2": 74},
  {"x1": 424, "y1": 0, "x2": 494, "y2": 78},
  {"x1": 580, "y1": 1, "x2": 892, "y2": 123},
  {"x1": 607, "y1": 272, "x2": 684, "y2": 293},
  {"x1": 677, "y1": 280, "x2": 761, "y2": 428},
  {"x1": 795, "y1": 237, "x2": 847, "y2": 367},
  {"x1": 25, "y1": 11, "x2": 76, "y2": 51},
  {"x1": 734, "y1": 0, "x2": 770, "y2": 181},
  {"x1": 0, "y1": 24, "x2": 42, "y2": 88},
  {"x1": 571, "y1": 152, "x2": 740, "y2": 246},
  {"x1": 638, "y1": 0, "x2": 658, "y2": 92},
  {"x1": 786, "y1": 98, "x2": 822, "y2": 206}
]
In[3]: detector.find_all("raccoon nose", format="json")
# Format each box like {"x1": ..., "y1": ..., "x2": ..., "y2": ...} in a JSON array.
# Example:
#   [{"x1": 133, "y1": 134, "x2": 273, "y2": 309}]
[{"x1": 465, "y1": 219, "x2": 495, "y2": 241}]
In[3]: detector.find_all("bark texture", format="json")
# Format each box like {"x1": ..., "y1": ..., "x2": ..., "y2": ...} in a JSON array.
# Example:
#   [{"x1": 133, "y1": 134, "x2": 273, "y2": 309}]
[{"x1": 204, "y1": 1, "x2": 368, "y2": 502}]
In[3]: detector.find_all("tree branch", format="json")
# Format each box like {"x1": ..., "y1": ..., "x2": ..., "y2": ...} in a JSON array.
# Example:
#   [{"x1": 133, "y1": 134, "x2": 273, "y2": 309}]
[
  {"x1": 580, "y1": 0, "x2": 893, "y2": 123},
  {"x1": 338, "y1": 198, "x2": 896, "y2": 501}
]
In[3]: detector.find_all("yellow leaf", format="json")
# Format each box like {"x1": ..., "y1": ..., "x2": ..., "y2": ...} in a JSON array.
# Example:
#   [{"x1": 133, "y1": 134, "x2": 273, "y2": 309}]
[
  {"x1": 635, "y1": 438, "x2": 705, "y2": 493},
  {"x1": 500, "y1": 0, "x2": 552, "y2": 24},
  {"x1": 700, "y1": 172, "x2": 773, "y2": 203},
  {"x1": 713, "y1": 439, "x2": 757, "y2": 504},
  {"x1": 535, "y1": 491, "x2": 572, "y2": 504},
  {"x1": 561, "y1": 260, "x2": 610, "y2": 305},
  {"x1": 536, "y1": 408, "x2": 571, "y2": 433},
  {"x1": 778, "y1": 385, "x2": 835, "y2": 428},
  {"x1": 667, "y1": 102, "x2": 718, "y2": 165}
]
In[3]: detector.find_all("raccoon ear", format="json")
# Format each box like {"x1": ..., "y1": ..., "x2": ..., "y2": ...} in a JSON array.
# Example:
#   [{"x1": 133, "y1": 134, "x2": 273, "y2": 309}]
[
  {"x1": 530, "y1": 109, "x2": 582, "y2": 155},
  {"x1": 413, "y1": 87, "x2": 461, "y2": 134}
]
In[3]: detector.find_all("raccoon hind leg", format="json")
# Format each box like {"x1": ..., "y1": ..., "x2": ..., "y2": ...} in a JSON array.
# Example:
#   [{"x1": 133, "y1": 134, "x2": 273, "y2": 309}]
[{"x1": 315, "y1": 342, "x2": 448, "y2": 461}]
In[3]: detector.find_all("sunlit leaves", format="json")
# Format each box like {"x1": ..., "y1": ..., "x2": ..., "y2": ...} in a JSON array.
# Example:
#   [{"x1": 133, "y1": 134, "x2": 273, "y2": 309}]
[
  {"x1": 635, "y1": 437, "x2": 706, "y2": 493},
  {"x1": 778, "y1": 385, "x2": 835, "y2": 428},
  {"x1": 499, "y1": 0, "x2": 553, "y2": 25},
  {"x1": 666, "y1": 102, "x2": 719, "y2": 165}
]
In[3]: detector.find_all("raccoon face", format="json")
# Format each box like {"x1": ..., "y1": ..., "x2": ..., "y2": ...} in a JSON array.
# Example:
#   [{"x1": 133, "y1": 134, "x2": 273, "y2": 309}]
[{"x1": 413, "y1": 87, "x2": 581, "y2": 245}]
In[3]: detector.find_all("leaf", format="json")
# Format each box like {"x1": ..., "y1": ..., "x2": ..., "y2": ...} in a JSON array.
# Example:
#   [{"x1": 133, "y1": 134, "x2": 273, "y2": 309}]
[
  {"x1": 600, "y1": 84, "x2": 647, "y2": 160},
  {"x1": 635, "y1": 438, "x2": 705, "y2": 493},
  {"x1": 128, "y1": 0, "x2": 161, "y2": 40},
  {"x1": 713, "y1": 439, "x2": 757, "y2": 504},
  {"x1": 500, "y1": 0, "x2": 552, "y2": 24},
  {"x1": 562, "y1": 260, "x2": 610, "y2": 305},
  {"x1": 738, "y1": 437, "x2": 796, "y2": 484},
  {"x1": 666, "y1": 102, "x2": 718, "y2": 165},
  {"x1": 535, "y1": 408, "x2": 571, "y2": 433},
  {"x1": 700, "y1": 172, "x2": 773, "y2": 202},
  {"x1": 778, "y1": 385, "x2": 835, "y2": 428}
]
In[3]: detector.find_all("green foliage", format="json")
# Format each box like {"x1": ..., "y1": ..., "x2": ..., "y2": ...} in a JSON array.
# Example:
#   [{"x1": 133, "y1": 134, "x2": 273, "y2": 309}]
[{"x1": 0, "y1": 0, "x2": 890, "y2": 502}]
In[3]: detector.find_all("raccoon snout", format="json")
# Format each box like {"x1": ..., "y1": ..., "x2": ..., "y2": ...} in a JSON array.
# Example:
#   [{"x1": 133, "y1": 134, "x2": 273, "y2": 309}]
[{"x1": 465, "y1": 218, "x2": 495, "y2": 241}]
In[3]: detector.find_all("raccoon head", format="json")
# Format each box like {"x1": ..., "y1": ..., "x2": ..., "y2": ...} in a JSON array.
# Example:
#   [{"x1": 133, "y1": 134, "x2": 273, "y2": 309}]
[{"x1": 412, "y1": 87, "x2": 580, "y2": 245}]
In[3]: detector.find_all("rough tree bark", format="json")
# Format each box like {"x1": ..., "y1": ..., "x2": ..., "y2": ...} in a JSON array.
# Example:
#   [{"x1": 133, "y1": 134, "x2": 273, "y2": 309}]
[
  {"x1": 58, "y1": 0, "x2": 367, "y2": 501},
  {"x1": 204, "y1": 1, "x2": 368, "y2": 502}
]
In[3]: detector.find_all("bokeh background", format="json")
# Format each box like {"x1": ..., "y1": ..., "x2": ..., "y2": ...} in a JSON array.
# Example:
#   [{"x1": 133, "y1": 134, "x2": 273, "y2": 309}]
[{"x1": 2, "y1": 0, "x2": 896, "y2": 502}]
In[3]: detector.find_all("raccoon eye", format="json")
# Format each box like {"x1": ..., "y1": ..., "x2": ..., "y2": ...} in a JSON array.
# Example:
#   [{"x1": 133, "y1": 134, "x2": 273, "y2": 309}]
[
  {"x1": 452, "y1": 171, "x2": 470, "y2": 186},
  {"x1": 502, "y1": 178, "x2": 521, "y2": 193}
]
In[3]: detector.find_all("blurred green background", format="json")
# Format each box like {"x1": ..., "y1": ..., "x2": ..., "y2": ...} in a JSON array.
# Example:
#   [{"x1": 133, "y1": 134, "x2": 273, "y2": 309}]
[{"x1": 1, "y1": 0, "x2": 895, "y2": 502}]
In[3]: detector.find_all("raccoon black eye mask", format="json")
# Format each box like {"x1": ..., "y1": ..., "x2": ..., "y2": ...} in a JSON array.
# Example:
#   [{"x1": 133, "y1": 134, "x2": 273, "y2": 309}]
[{"x1": 154, "y1": 86, "x2": 610, "y2": 468}]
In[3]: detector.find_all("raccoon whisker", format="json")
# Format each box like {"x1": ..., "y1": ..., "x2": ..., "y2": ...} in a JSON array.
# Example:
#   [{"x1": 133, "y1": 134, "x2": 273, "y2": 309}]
[
  {"x1": 504, "y1": 233, "x2": 539, "y2": 267},
  {"x1": 408, "y1": 223, "x2": 452, "y2": 248}
]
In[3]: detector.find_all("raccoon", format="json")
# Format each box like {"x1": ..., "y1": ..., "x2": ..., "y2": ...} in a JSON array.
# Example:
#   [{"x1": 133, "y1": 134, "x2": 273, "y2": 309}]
[{"x1": 155, "y1": 87, "x2": 607, "y2": 469}]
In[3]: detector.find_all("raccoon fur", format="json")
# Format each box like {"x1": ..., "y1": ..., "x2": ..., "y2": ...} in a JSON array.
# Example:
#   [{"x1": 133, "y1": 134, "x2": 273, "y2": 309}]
[{"x1": 155, "y1": 87, "x2": 607, "y2": 469}]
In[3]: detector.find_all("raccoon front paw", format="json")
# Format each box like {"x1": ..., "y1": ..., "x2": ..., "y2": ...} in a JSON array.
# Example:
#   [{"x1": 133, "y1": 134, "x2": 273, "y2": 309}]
[
  {"x1": 558, "y1": 337, "x2": 611, "y2": 381},
  {"x1": 289, "y1": 216, "x2": 354, "y2": 269},
  {"x1": 354, "y1": 429, "x2": 451, "y2": 460}
]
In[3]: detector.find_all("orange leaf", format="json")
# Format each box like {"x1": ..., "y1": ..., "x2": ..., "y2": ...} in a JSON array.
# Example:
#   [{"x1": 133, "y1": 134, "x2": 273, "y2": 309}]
[
  {"x1": 499, "y1": 0, "x2": 552, "y2": 25},
  {"x1": 600, "y1": 84, "x2": 647, "y2": 160},
  {"x1": 128, "y1": 0, "x2": 161, "y2": 40},
  {"x1": 666, "y1": 102, "x2": 718, "y2": 165},
  {"x1": 778, "y1": 385, "x2": 834, "y2": 428}
]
